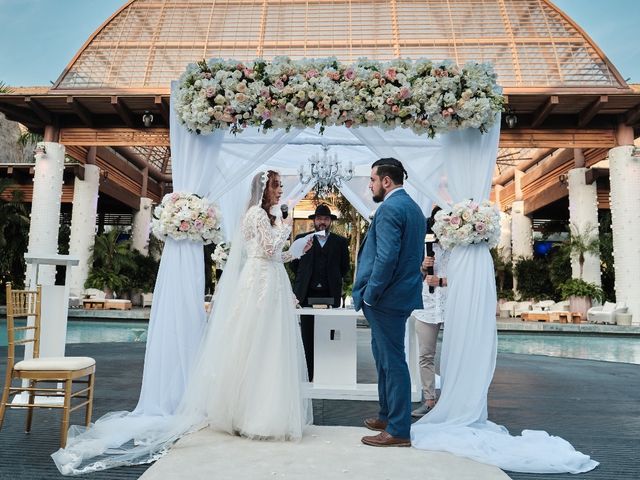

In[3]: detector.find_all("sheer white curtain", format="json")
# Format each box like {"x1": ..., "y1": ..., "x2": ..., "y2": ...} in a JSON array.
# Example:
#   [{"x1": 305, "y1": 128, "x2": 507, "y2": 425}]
[{"x1": 411, "y1": 121, "x2": 598, "y2": 474}]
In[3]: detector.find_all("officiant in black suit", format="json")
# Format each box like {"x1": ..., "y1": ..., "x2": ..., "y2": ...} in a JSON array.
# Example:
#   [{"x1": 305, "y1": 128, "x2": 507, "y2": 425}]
[{"x1": 291, "y1": 204, "x2": 351, "y2": 381}]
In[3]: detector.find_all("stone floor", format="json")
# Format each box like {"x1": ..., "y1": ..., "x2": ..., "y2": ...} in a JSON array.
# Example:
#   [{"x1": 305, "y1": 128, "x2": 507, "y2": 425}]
[{"x1": 0, "y1": 340, "x2": 638, "y2": 480}]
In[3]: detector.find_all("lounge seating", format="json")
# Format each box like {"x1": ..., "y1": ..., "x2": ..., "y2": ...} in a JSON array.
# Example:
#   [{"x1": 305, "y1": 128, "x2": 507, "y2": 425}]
[
  {"x1": 142, "y1": 292, "x2": 153, "y2": 308},
  {"x1": 513, "y1": 301, "x2": 533, "y2": 317},
  {"x1": 103, "y1": 299, "x2": 132, "y2": 310},
  {"x1": 498, "y1": 301, "x2": 518, "y2": 318},
  {"x1": 587, "y1": 302, "x2": 627, "y2": 325}
]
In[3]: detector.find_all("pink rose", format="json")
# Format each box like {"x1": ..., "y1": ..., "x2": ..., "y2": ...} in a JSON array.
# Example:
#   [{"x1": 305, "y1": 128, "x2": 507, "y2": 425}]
[
  {"x1": 373, "y1": 72, "x2": 381, "y2": 79},
  {"x1": 179, "y1": 221, "x2": 190, "y2": 232},
  {"x1": 205, "y1": 87, "x2": 216, "y2": 98},
  {"x1": 449, "y1": 216, "x2": 461, "y2": 226},
  {"x1": 475, "y1": 222, "x2": 486, "y2": 233},
  {"x1": 274, "y1": 80, "x2": 285, "y2": 90},
  {"x1": 385, "y1": 68, "x2": 397, "y2": 81},
  {"x1": 243, "y1": 68, "x2": 253, "y2": 77},
  {"x1": 262, "y1": 110, "x2": 271, "y2": 120},
  {"x1": 391, "y1": 105, "x2": 400, "y2": 114},
  {"x1": 398, "y1": 87, "x2": 411, "y2": 99},
  {"x1": 344, "y1": 68, "x2": 356, "y2": 80},
  {"x1": 194, "y1": 220, "x2": 204, "y2": 230},
  {"x1": 306, "y1": 69, "x2": 319, "y2": 79}
]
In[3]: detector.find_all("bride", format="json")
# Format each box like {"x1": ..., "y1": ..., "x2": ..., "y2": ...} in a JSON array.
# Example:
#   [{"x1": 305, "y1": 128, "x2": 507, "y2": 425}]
[{"x1": 52, "y1": 170, "x2": 313, "y2": 474}]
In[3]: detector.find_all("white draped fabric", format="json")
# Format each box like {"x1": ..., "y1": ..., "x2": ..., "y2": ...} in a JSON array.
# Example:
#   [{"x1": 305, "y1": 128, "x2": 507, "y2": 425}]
[{"x1": 410, "y1": 121, "x2": 598, "y2": 474}]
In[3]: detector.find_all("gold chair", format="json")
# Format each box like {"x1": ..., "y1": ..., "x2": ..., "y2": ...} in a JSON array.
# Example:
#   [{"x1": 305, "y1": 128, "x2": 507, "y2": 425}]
[{"x1": 0, "y1": 283, "x2": 96, "y2": 447}]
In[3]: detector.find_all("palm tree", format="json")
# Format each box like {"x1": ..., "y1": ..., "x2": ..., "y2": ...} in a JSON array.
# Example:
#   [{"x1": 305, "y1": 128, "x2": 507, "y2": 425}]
[
  {"x1": 567, "y1": 223, "x2": 600, "y2": 280},
  {"x1": 0, "y1": 81, "x2": 11, "y2": 94},
  {"x1": 86, "y1": 229, "x2": 135, "y2": 298}
]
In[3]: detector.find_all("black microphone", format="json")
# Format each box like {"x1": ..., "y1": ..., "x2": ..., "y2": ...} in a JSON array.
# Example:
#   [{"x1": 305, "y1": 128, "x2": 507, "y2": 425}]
[
  {"x1": 280, "y1": 204, "x2": 289, "y2": 219},
  {"x1": 425, "y1": 224, "x2": 436, "y2": 294}
]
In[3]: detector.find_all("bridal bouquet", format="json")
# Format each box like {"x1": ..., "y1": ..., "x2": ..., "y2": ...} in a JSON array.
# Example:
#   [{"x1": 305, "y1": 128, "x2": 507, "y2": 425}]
[
  {"x1": 211, "y1": 242, "x2": 231, "y2": 270},
  {"x1": 151, "y1": 192, "x2": 223, "y2": 245},
  {"x1": 433, "y1": 200, "x2": 500, "y2": 250},
  {"x1": 175, "y1": 56, "x2": 503, "y2": 137}
]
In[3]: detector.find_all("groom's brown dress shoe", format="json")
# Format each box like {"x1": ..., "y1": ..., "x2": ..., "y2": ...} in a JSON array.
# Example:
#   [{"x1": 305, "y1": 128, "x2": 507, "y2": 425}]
[
  {"x1": 361, "y1": 431, "x2": 411, "y2": 447},
  {"x1": 363, "y1": 417, "x2": 388, "y2": 432}
]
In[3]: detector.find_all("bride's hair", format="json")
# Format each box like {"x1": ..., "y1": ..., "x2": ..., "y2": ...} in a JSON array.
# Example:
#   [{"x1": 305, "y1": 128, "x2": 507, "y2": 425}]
[{"x1": 261, "y1": 170, "x2": 280, "y2": 225}]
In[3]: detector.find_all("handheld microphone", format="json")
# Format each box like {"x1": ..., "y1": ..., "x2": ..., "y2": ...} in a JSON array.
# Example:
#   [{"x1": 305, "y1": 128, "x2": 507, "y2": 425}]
[
  {"x1": 425, "y1": 224, "x2": 436, "y2": 294},
  {"x1": 280, "y1": 204, "x2": 289, "y2": 219}
]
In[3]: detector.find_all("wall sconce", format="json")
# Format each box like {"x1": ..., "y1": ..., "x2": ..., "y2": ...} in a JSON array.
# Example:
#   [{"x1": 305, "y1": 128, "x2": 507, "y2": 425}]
[
  {"x1": 504, "y1": 107, "x2": 518, "y2": 129},
  {"x1": 558, "y1": 173, "x2": 568, "y2": 186},
  {"x1": 142, "y1": 110, "x2": 154, "y2": 128}
]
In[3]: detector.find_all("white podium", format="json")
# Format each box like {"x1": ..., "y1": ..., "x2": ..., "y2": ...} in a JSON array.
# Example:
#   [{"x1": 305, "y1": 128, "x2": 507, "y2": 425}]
[
  {"x1": 23, "y1": 253, "x2": 79, "y2": 360},
  {"x1": 298, "y1": 308, "x2": 420, "y2": 401}
]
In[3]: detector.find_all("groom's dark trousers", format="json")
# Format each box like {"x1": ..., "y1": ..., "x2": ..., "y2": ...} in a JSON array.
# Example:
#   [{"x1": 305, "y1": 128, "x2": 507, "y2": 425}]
[{"x1": 363, "y1": 304, "x2": 412, "y2": 439}]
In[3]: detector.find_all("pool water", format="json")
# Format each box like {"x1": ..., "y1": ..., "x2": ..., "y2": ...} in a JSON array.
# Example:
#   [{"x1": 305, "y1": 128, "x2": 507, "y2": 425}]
[{"x1": 1, "y1": 321, "x2": 638, "y2": 365}]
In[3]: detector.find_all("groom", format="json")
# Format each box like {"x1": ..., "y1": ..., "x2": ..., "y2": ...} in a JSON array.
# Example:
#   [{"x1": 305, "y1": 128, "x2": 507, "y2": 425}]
[{"x1": 352, "y1": 158, "x2": 426, "y2": 447}]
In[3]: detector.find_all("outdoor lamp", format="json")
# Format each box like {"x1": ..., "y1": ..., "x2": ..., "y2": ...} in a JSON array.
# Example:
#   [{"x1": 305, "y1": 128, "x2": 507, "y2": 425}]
[
  {"x1": 505, "y1": 108, "x2": 518, "y2": 129},
  {"x1": 142, "y1": 110, "x2": 154, "y2": 127}
]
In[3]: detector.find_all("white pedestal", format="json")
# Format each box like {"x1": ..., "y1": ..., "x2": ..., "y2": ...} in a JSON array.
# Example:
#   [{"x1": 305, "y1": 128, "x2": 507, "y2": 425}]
[
  {"x1": 14, "y1": 254, "x2": 79, "y2": 405},
  {"x1": 298, "y1": 308, "x2": 420, "y2": 401}
]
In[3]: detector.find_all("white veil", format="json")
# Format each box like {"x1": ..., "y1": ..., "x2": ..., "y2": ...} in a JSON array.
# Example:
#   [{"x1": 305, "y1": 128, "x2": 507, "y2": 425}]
[{"x1": 52, "y1": 172, "x2": 271, "y2": 475}]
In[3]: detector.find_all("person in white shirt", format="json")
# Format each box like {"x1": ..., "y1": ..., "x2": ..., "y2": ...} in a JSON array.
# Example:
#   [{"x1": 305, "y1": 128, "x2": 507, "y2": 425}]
[{"x1": 411, "y1": 207, "x2": 450, "y2": 418}]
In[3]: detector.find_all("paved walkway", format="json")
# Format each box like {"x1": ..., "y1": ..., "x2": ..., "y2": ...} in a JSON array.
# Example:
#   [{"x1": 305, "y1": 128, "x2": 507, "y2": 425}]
[{"x1": 0, "y1": 339, "x2": 638, "y2": 480}]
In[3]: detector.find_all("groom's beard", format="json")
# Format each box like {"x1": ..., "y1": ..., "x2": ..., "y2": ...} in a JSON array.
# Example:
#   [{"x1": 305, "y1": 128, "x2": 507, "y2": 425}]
[{"x1": 372, "y1": 186, "x2": 385, "y2": 203}]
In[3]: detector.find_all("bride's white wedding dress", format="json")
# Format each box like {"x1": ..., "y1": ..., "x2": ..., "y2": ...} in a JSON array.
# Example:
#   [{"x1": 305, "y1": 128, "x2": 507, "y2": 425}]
[
  {"x1": 52, "y1": 181, "x2": 312, "y2": 475},
  {"x1": 204, "y1": 205, "x2": 312, "y2": 439}
]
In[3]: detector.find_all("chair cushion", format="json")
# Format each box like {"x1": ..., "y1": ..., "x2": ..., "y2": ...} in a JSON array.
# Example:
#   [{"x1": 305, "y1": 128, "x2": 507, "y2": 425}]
[
  {"x1": 601, "y1": 301, "x2": 616, "y2": 312},
  {"x1": 14, "y1": 356, "x2": 95, "y2": 371}
]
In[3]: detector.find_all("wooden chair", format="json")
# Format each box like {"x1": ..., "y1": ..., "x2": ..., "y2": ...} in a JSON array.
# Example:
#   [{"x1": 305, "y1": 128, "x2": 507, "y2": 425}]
[{"x1": 0, "y1": 283, "x2": 96, "y2": 447}]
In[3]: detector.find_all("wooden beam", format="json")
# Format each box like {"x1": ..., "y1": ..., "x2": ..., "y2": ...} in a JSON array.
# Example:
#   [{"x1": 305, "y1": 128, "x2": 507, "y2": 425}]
[
  {"x1": 0, "y1": 103, "x2": 39, "y2": 126},
  {"x1": 154, "y1": 96, "x2": 170, "y2": 125},
  {"x1": 499, "y1": 128, "x2": 616, "y2": 148},
  {"x1": 60, "y1": 128, "x2": 169, "y2": 146},
  {"x1": 24, "y1": 97, "x2": 53, "y2": 124},
  {"x1": 524, "y1": 181, "x2": 568, "y2": 215},
  {"x1": 625, "y1": 103, "x2": 640, "y2": 126},
  {"x1": 110, "y1": 96, "x2": 136, "y2": 128},
  {"x1": 585, "y1": 167, "x2": 609, "y2": 185},
  {"x1": 99, "y1": 177, "x2": 141, "y2": 210},
  {"x1": 531, "y1": 95, "x2": 559, "y2": 128},
  {"x1": 578, "y1": 96, "x2": 608, "y2": 128},
  {"x1": 66, "y1": 96, "x2": 94, "y2": 128}
]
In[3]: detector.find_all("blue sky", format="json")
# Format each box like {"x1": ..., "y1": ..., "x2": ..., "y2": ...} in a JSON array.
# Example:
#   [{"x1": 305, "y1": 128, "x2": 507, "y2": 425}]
[{"x1": 0, "y1": 0, "x2": 638, "y2": 86}]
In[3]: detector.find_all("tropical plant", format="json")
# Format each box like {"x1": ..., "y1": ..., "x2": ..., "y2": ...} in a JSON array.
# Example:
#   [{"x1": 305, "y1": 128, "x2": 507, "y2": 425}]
[
  {"x1": 513, "y1": 256, "x2": 555, "y2": 301},
  {"x1": 17, "y1": 130, "x2": 43, "y2": 147},
  {"x1": 0, "y1": 81, "x2": 12, "y2": 94},
  {"x1": 490, "y1": 246, "x2": 513, "y2": 293},
  {"x1": 85, "y1": 229, "x2": 135, "y2": 298},
  {"x1": 121, "y1": 250, "x2": 160, "y2": 293},
  {"x1": 567, "y1": 223, "x2": 600, "y2": 280},
  {"x1": 0, "y1": 179, "x2": 29, "y2": 302},
  {"x1": 558, "y1": 278, "x2": 605, "y2": 304}
]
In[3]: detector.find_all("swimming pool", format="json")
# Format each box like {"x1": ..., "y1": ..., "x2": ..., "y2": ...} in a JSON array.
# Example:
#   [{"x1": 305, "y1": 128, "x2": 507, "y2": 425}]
[{"x1": 1, "y1": 320, "x2": 638, "y2": 365}]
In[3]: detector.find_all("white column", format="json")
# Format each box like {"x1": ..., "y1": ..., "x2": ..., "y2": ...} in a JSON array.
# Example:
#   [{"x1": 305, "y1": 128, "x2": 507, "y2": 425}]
[
  {"x1": 498, "y1": 211, "x2": 512, "y2": 262},
  {"x1": 131, "y1": 197, "x2": 153, "y2": 255},
  {"x1": 609, "y1": 145, "x2": 640, "y2": 324},
  {"x1": 511, "y1": 200, "x2": 533, "y2": 260},
  {"x1": 68, "y1": 164, "x2": 100, "y2": 297},
  {"x1": 26, "y1": 142, "x2": 65, "y2": 286},
  {"x1": 567, "y1": 168, "x2": 601, "y2": 285}
]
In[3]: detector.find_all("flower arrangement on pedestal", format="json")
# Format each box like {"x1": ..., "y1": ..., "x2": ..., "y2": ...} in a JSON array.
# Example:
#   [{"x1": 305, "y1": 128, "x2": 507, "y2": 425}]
[
  {"x1": 151, "y1": 192, "x2": 223, "y2": 245},
  {"x1": 433, "y1": 200, "x2": 500, "y2": 250},
  {"x1": 175, "y1": 57, "x2": 503, "y2": 137}
]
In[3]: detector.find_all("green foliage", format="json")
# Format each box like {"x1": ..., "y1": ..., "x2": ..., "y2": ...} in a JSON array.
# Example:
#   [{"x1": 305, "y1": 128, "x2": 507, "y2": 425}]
[
  {"x1": 558, "y1": 278, "x2": 605, "y2": 304},
  {"x1": 497, "y1": 289, "x2": 515, "y2": 301},
  {"x1": 0, "y1": 81, "x2": 12, "y2": 94},
  {"x1": 598, "y1": 211, "x2": 615, "y2": 302},
  {"x1": 547, "y1": 243, "x2": 571, "y2": 289},
  {"x1": 85, "y1": 229, "x2": 135, "y2": 293},
  {"x1": 513, "y1": 256, "x2": 555, "y2": 301},
  {"x1": 121, "y1": 250, "x2": 160, "y2": 293},
  {"x1": 0, "y1": 179, "x2": 29, "y2": 302},
  {"x1": 490, "y1": 246, "x2": 513, "y2": 292},
  {"x1": 17, "y1": 131, "x2": 44, "y2": 147}
]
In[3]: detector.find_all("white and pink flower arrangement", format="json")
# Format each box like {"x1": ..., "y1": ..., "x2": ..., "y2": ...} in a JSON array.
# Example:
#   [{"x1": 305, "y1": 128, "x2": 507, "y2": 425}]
[
  {"x1": 433, "y1": 200, "x2": 500, "y2": 250},
  {"x1": 211, "y1": 242, "x2": 231, "y2": 270},
  {"x1": 175, "y1": 57, "x2": 503, "y2": 137},
  {"x1": 151, "y1": 192, "x2": 223, "y2": 245}
]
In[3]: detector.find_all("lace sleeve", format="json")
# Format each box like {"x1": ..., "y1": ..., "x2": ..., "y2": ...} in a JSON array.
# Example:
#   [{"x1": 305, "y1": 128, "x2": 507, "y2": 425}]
[{"x1": 253, "y1": 207, "x2": 291, "y2": 261}]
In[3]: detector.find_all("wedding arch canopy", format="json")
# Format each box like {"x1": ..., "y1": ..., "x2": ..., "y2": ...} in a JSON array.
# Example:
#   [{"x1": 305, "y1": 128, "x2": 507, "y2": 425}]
[{"x1": 140, "y1": 56, "x2": 502, "y2": 416}]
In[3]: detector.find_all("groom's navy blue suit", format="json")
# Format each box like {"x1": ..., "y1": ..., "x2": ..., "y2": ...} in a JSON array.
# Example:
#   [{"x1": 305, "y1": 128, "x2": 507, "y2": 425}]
[{"x1": 353, "y1": 188, "x2": 426, "y2": 439}]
